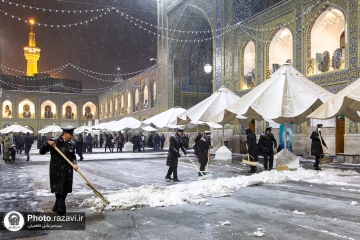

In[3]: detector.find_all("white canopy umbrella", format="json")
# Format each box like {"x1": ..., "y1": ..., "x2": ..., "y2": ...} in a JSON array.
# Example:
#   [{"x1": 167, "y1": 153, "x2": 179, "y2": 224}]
[
  {"x1": 224, "y1": 63, "x2": 334, "y2": 124},
  {"x1": 176, "y1": 86, "x2": 243, "y2": 160},
  {"x1": 177, "y1": 86, "x2": 242, "y2": 126},
  {"x1": 107, "y1": 116, "x2": 142, "y2": 132},
  {"x1": 135, "y1": 126, "x2": 157, "y2": 132},
  {"x1": 91, "y1": 122, "x2": 110, "y2": 130},
  {"x1": 1, "y1": 124, "x2": 33, "y2": 134},
  {"x1": 224, "y1": 63, "x2": 334, "y2": 168},
  {"x1": 38, "y1": 123, "x2": 62, "y2": 134},
  {"x1": 143, "y1": 106, "x2": 186, "y2": 128},
  {"x1": 74, "y1": 125, "x2": 89, "y2": 134},
  {"x1": 307, "y1": 78, "x2": 360, "y2": 121}
]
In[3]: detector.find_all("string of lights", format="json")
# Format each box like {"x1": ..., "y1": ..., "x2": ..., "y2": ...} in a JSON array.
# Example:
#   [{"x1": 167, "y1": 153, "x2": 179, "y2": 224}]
[
  {"x1": 69, "y1": 63, "x2": 156, "y2": 76},
  {"x1": 0, "y1": 64, "x2": 154, "y2": 94},
  {"x1": 0, "y1": 64, "x2": 156, "y2": 82},
  {"x1": 0, "y1": 8, "x2": 111, "y2": 27},
  {"x1": 0, "y1": 0, "x2": 108, "y2": 13},
  {"x1": 0, "y1": 0, "x2": 325, "y2": 41}
]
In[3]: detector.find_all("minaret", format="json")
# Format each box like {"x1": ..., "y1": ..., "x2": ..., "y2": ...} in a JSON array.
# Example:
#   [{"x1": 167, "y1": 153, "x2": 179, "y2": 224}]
[{"x1": 23, "y1": 19, "x2": 40, "y2": 76}]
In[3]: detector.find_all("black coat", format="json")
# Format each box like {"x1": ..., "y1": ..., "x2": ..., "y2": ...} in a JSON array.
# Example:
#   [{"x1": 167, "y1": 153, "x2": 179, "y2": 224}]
[
  {"x1": 166, "y1": 133, "x2": 186, "y2": 167},
  {"x1": 39, "y1": 137, "x2": 77, "y2": 194},
  {"x1": 76, "y1": 135, "x2": 84, "y2": 155},
  {"x1": 198, "y1": 136, "x2": 211, "y2": 163},
  {"x1": 310, "y1": 130, "x2": 326, "y2": 156},
  {"x1": 258, "y1": 132, "x2": 277, "y2": 155},
  {"x1": 24, "y1": 135, "x2": 34, "y2": 152},
  {"x1": 246, "y1": 131, "x2": 259, "y2": 162}
]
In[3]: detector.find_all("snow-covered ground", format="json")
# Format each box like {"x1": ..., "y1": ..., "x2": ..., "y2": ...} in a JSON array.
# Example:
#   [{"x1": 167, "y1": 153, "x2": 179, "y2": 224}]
[{"x1": 80, "y1": 168, "x2": 360, "y2": 212}]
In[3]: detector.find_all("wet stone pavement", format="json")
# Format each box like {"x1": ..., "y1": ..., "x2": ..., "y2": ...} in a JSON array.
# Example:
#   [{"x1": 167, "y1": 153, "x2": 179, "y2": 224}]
[{"x1": 0, "y1": 147, "x2": 360, "y2": 240}]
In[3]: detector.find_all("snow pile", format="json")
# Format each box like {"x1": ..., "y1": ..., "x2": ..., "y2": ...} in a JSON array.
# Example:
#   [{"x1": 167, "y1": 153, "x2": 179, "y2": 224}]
[
  {"x1": 220, "y1": 221, "x2": 231, "y2": 226},
  {"x1": 80, "y1": 168, "x2": 359, "y2": 212},
  {"x1": 350, "y1": 201, "x2": 358, "y2": 206},
  {"x1": 253, "y1": 228, "x2": 266, "y2": 237},
  {"x1": 292, "y1": 210, "x2": 306, "y2": 215}
]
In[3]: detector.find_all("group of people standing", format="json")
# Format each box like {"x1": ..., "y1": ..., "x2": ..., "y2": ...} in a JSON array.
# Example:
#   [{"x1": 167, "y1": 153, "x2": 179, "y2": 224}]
[
  {"x1": 244, "y1": 127, "x2": 277, "y2": 173},
  {"x1": 1, "y1": 132, "x2": 34, "y2": 162},
  {"x1": 245, "y1": 124, "x2": 327, "y2": 172}
]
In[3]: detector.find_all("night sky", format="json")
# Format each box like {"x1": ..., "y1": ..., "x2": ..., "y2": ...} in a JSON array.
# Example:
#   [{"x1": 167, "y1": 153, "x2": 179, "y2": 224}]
[{"x1": 0, "y1": 0, "x2": 157, "y2": 90}]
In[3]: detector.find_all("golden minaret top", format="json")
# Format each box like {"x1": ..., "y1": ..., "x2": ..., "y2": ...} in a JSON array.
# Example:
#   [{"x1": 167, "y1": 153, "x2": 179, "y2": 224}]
[{"x1": 23, "y1": 19, "x2": 41, "y2": 76}]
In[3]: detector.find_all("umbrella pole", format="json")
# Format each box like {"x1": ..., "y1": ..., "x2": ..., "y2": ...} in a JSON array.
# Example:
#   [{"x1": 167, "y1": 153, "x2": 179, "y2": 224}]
[
  {"x1": 222, "y1": 124, "x2": 224, "y2": 146},
  {"x1": 284, "y1": 124, "x2": 287, "y2": 150}
]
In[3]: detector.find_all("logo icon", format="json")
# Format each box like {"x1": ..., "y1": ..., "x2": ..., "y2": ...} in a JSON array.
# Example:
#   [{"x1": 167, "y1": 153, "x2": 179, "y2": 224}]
[{"x1": 3, "y1": 211, "x2": 25, "y2": 231}]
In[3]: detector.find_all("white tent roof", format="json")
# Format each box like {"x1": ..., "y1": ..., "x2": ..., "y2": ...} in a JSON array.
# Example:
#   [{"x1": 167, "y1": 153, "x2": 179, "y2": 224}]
[
  {"x1": 224, "y1": 64, "x2": 334, "y2": 124},
  {"x1": 143, "y1": 106, "x2": 186, "y2": 128},
  {"x1": 74, "y1": 125, "x2": 89, "y2": 134},
  {"x1": 38, "y1": 123, "x2": 62, "y2": 134},
  {"x1": 177, "y1": 86, "x2": 242, "y2": 125},
  {"x1": 0, "y1": 124, "x2": 33, "y2": 134},
  {"x1": 307, "y1": 78, "x2": 360, "y2": 122},
  {"x1": 106, "y1": 116, "x2": 142, "y2": 132}
]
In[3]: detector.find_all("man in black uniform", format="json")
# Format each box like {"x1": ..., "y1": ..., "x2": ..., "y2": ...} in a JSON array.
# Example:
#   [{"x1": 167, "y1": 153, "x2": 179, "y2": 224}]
[
  {"x1": 310, "y1": 124, "x2": 327, "y2": 171},
  {"x1": 39, "y1": 125, "x2": 78, "y2": 216},
  {"x1": 165, "y1": 127, "x2": 187, "y2": 182},
  {"x1": 245, "y1": 128, "x2": 259, "y2": 173},
  {"x1": 197, "y1": 131, "x2": 211, "y2": 176},
  {"x1": 258, "y1": 127, "x2": 277, "y2": 170}
]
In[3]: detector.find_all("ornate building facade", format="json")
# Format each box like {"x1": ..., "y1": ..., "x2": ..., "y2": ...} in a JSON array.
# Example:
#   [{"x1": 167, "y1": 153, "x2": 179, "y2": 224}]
[{"x1": 149, "y1": 0, "x2": 359, "y2": 157}]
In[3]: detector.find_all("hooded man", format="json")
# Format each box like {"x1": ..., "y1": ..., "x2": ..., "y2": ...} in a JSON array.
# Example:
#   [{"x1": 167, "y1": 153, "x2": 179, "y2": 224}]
[{"x1": 197, "y1": 131, "x2": 212, "y2": 176}]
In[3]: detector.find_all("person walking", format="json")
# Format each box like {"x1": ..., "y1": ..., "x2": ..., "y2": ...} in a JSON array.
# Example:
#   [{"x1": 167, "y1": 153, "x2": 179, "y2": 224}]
[
  {"x1": 155, "y1": 133, "x2": 161, "y2": 149},
  {"x1": 93, "y1": 134, "x2": 98, "y2": 148},
  {"x1": 310, "y1": 124, "x2": 328, "y2": 171},
  {"x1": 3, "y1": 132, "x2": 13, "y2": 162},
  {"x1": 193, "y1": 132, "x2": 202, "y2": 158},
  {"x1": 39, "y1": 125, "x2": 78, "y2": 216},
  {"x1": 258, "y1": 127, "x2": 277, "y2": 171},
  {"x1": 139, "y1": 133, "x2": 145, "y2": 151},
  {"x1": 245, "y1": 128, "x2": 259, "y2": 173},
  {"x1": 99, "y1": 134, "x2": 104, "y2": 148},
  {"x1": 85, "y1": 133, "x2": 93, "y2": 153},
  {"x1": 16, "y1": 133, "x2": 24, "y2": 154},
  {"x1": 197, "y1": 131, "x2": 211, "y2": 176},
  {"x1": 160, "y1": 134, "x2": 165, "y2": 150},
  {"x1": 24, "y1": 132, "x2": 34, "y2": 161},
  {"x1": 105, "y1": 134, "x2": 113, "y2": 152},
  {"x1": 116, "y1": 132, "x2": 125, "y2": 152},
  {"x1": 75, "y1": 134, "x2": 84, "y2": 161},
  {"x1": 165, "y1": 127, "x2": 187, "y2": 182}
]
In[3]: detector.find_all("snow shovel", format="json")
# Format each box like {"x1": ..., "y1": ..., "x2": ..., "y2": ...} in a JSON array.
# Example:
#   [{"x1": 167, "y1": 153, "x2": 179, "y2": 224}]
[
  {"x1": 54, "y1": 146, "x2": 110, "y2": 204},
  {"x1": 242, "y1": 144, "x2": 257, "y2": 166},
  {"x1": 318, "y1": 131, "x2": 333, "y2": 164},
  {"x1": 185, "y1": 154, "x2": 214, "y2": 179},
  {"x1": 275, "y1": 144, "x2": 289, "y2": 171}
]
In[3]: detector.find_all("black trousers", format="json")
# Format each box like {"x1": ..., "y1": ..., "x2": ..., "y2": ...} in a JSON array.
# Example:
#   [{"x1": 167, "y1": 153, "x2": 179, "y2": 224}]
[
  {"x1": 54, "y1": 193, "x2": 68, "y2": 215},
  {"x1": 199, "y1": 158, "x2": 208, "y2": 176},
  {"x1": 314, "y1": 155, "x2": 321, "y2": 168},
  {"x1": 166, "y1": 167, "x2": 178, "y2": 179},
  {"x1": 263, "y1": 154, "x2": 274, "y2": 170}
]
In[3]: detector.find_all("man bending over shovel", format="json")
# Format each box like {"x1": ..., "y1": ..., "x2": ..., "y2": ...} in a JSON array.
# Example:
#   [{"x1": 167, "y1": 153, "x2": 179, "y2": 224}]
[{"x1": 40, "y1": 125, "x2": 78, "y2": 216}]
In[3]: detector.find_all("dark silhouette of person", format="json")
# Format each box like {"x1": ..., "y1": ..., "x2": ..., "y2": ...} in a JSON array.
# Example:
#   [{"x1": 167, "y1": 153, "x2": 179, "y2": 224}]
[
  {"x1": 23, "y1": 104, "x2": 32, "y2": 118},
  {"x1": 84, "y1": 106, "x2": 93, "y2": 119},
  {"x1": 4, "y1": 105, "x2": 12, "y2": 118},
  {"x1": 44, "y1": 105, "x2": 54, "y2": 118},
  {"x1": 65, "y1": 106, "x2": 74, "y2": 119}
]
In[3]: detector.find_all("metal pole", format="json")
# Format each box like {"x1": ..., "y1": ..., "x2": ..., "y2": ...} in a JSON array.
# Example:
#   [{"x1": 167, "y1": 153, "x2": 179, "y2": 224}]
[{"x1": 222, "y1": 124, "x2": 225, "y2": 146}]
